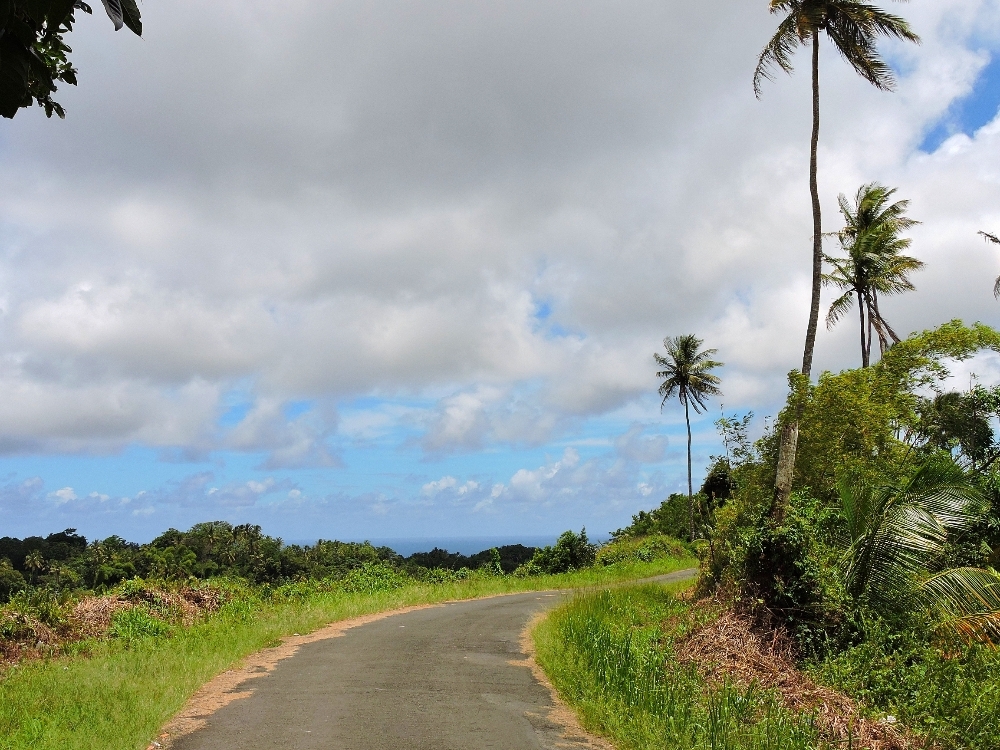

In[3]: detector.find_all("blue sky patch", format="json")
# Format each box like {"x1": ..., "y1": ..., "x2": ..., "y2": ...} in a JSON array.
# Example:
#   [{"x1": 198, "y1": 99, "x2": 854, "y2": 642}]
[{"x1": 921, "y1": 52, "x2": 1000, "y2": 153}]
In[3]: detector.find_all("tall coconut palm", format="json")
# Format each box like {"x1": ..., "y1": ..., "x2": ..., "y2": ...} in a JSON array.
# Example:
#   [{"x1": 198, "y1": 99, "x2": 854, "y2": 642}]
[
  {"x1": 977, "y1": 231, "x2": 1000, "y2": 298},
  {"x1": 824, "y1": 183, "x2": 923, "y2": 366},
  {"x1": 655, "y1": 335, "x2": 723, "y2": 541},
  {"x1": 754, "y1": 0, "x2": 919, "y2": 513}
]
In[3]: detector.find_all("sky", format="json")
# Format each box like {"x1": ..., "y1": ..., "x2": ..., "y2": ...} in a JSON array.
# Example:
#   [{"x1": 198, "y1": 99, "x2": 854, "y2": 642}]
[{"x1": 3, "y1": 0, "x2": 1000, "y2": 544}]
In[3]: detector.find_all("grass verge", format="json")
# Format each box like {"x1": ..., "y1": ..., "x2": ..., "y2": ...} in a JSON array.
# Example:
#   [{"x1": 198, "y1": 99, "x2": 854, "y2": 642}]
[
  {"x1": 533, "y1": 583, "x2": 833, "y2": 750},
  {"x1": 0, "y1": 556, "x2": 693, "y2": 750}
]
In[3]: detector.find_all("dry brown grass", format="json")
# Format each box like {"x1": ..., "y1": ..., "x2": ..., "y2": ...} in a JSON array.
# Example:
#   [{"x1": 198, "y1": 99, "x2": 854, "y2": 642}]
[
  {"x1": 1, "y1": 584, "x2": 225, "y2": 670},
  {"x1": 676, "y1": 609, "x2": 914, "y2": 750}
]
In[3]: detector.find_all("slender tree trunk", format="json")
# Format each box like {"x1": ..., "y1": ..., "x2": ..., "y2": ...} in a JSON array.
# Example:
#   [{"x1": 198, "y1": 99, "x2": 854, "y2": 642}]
[
  {"x1": 803, "y1": 33, "x2": 823, "y2": 377},
  {"x1": 866, "y1": 296, "x2": 873, "y2": 364},
  {"x1": 774, "y1": 32, "x2": 822, "y2": 517},
  {"x1": 685, "y1": 397, "x2": 694, "y2": 542},
  {"x1": 858, "y1": 289, "x2": 868, "y2": 367}
]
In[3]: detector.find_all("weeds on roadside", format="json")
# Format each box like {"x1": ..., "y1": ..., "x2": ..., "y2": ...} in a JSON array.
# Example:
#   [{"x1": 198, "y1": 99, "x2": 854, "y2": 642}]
[{"x1": 535, "y1": 585, "x2": 829, "y2": 750}]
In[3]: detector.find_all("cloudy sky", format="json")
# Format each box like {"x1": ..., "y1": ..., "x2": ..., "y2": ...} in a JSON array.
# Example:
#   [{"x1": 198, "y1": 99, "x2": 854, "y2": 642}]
[{"x1": 2, "y1": 0, "x2": 1000, "y2": 545}]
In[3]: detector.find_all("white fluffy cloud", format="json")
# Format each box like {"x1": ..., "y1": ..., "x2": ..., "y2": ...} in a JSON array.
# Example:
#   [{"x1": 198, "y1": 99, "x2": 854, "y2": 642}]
[{"x1": 0, "y1": 0, "x2": 999, "y2": 466}]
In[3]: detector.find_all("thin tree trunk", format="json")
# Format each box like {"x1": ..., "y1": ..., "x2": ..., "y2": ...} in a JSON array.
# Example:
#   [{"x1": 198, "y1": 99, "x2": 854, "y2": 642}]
[
  {"x1": 866, "y1": 298, "x2": 873, "y2": 363},
  {"x1": 871, "y1": 290, "x2": 900, "y2": 351},
  {"x1": 802, "y1": 33, "x2": 823, "y2": 377},
  {"x1": 685, "y1": 397, "x2": 694, "y2": 542},
  {"x1": 858, "y1": 289, "x2": 868, "y2": 367},
  {"x1": 774, "y1": 32, "x2": 822, "y2": 516}
]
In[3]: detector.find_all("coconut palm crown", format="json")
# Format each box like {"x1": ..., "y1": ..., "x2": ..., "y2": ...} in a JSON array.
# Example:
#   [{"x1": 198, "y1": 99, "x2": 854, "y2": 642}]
[
  {"x1": 824, "y1": 183, "x2": 923, "y2": 366},
  {"x1": 655, "y1": 335, "x2": 723, "y2": 541}
]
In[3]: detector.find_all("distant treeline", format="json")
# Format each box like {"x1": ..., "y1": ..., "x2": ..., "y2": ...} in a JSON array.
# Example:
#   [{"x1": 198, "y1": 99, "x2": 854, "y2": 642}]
[
  {"x1": 0, "y1": 522, "x2": 544, "y2": 602},
  {"x1": 405, "y1": 545, "x2": 536, "y2": 574}
]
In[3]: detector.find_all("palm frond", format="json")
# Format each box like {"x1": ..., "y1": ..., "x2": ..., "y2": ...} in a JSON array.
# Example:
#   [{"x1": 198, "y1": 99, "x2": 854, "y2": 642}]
[
  {"x1": 656, "y1": 335, "x2": 723, "y2": 413},
  {"x1": 980, "y1": 232, "x2": 1000, "y2": 298},
  {"x1": 921, "y1": 567, "x2": 1000, "y2": 646},
  {"x1": 826, "y1": 291, "x2": 855, "y2": 329},
  {"x1": 980, "y1": 230, "x2": 1000, "y2": 246},
  {"x1": 826, "y1": 3, "x2": 919, "y2": 90},
  {"x1": 754, "y1": 13, "x2": 803, "y2": 97},
  {"x1": 838, "y1": 457, "x2": 987, "y2": 615}
]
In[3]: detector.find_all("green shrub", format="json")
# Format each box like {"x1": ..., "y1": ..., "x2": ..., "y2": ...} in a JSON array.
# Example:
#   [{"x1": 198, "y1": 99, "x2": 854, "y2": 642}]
[
  {"x1": 0, "y1": 612, "x2": 36, "y2": 641},
  {"x1": 108, "y1": 607, "x2": 172, "y2": 642},
  {"x1": 813, "y1": 620, "x2": 1000, "y2": 750},
  {"x1": 4, "y1": 589, "x2": 68, "y2": 629},
  {"x1": 339, "y1": 563, "x2": 408, "y2": 594},
  {"x1": 524, "y1": 529, "x2": 596, "y2": 574},
  {"x1": 595, "y1": 534, "x2": 688, "y2": 566},
  {"x1": 0, "y1": 560, "x2": 26, "y2": 604}
]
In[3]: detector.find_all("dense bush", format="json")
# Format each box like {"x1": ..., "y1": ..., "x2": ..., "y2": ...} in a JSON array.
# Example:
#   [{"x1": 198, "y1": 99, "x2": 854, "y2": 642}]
[
  {"x1": 515, "y1": 529, "x2": 596, "y2": 575},
  {"x1": 813, "y1": 621, "x2": 1000, "y2": 750},
  {"x1": 595, "y1": 534, "x2": 688, "y2": 566}
]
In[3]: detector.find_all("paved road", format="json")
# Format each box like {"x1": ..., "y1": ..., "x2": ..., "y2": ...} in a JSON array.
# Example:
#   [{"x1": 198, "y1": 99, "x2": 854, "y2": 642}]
[{"x1": 172, "y1": 569, "x2": 695, "y2": 750}]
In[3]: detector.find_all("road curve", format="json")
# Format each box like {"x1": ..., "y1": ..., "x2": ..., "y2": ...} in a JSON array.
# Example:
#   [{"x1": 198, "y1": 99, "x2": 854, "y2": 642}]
[{"x1": 168, "y1": 569, "x2": 695, "y2": 750}]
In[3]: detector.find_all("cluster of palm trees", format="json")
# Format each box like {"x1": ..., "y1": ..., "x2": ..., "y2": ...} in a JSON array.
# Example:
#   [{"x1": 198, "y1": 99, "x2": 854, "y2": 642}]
[
  {"x1": 654, "y1": 0, "x2": 1000, "y2": 641},
  {"x1": 823, "y1": 183, "x2": 923, "y2": 367}
]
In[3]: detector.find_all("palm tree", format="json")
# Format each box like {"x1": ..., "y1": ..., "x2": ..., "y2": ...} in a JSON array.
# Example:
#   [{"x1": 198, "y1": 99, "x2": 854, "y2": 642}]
[
  {"x1": 977, "y1": 231, "x2": 1000, "y2": 298},
  {"x1": 839, "y1": 458, "x2": 1000, "y2": 644},
  {"x1": 655, "y1": 335, "x2": 723, "y2": 541},
  {"x1": 23, "y1": 551, "x2": 46, "y2": 585},
  {"x1": 754, "y1": 0, "x2": 919, "y2": 512},
  {"x1": 824, "y1": 183, "x2": 923, "y2": 366}
]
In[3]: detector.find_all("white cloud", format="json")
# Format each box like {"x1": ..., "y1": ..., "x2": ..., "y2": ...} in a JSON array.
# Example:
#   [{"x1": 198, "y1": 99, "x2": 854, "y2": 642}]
[
  {"x1": 614, "y1": 423, "x2": 668, "y2": 464},
  {"x1": 2, "y1": 1, "x2": 1000, "y2": 536},
  {"x1": 422, "y1": 475, "x2": 458, "y2": 495},
  {"x1": 51, "y1": 487, "x2": 77, "y2": 504}
]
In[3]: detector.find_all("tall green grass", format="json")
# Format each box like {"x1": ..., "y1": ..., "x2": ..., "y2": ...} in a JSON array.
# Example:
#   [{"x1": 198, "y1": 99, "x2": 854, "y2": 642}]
[
  {"x1": 0, "y1": 556, "x2": 694, "y2": 750},
  {"x1": 533, "y1": 584, "x2": 830, "y2": 750}
]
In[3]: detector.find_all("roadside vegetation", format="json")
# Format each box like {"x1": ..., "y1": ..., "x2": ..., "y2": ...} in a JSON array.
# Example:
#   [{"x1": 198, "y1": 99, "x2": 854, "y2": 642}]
[
  {"x1": 535, "y1": 584, "x2": 836, "y2": 750},
  {"x1": 536, "y1": 323, "x2": 1000, "y2": 750},
  {"x1": 528, "y1": 4, "x2": 1000, "y2": 742},
  {"x1": 0, "y1": 529, "x2": 693, "y2": 750}
]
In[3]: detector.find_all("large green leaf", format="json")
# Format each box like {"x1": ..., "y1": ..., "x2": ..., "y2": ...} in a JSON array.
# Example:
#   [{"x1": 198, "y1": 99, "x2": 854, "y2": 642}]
[
  {"x1": 0, "y1": 33, "x2": 32, "y2": 118},
  {"x1": 119, "y1": 0, "x2": 140, "y2": 36},
  {"x1": 921, "y1": 567, "x2": 1000, "y2": 645}
]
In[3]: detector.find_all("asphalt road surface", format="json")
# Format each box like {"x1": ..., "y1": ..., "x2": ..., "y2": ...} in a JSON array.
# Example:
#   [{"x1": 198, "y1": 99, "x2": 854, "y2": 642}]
[{"x1": 172, "y1": 569, "x2": 695, "y2": 750}]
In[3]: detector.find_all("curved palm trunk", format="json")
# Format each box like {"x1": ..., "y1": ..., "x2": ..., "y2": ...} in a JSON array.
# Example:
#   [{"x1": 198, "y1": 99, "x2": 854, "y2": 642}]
[
  {"x1": 858, "y1": 289, "x2": 869, "y2": 367},
  {"x1": 803, "y1": 33, "x2": 823, "y2": 377},
  {"x1": 774, "y1": 32, "x2": 822, "y2": 517},
  {"x1": 685, "y1": 397, "x2": 694, "y2": 541}
]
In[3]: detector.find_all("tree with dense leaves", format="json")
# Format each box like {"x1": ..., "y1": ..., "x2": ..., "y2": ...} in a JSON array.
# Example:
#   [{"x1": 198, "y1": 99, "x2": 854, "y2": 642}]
[
  {"x1": 754, "y1": 0, "x2": 919, "y2": 514},
  {"x1": 655, "y1": 335, "x2": 723, "y2": 541},
  {"x1": 0, "y1": 0, "x2": 141, "y2": 119},
  {"x1": 824, "y1": 183, "x2": 923, "y2": 367}
]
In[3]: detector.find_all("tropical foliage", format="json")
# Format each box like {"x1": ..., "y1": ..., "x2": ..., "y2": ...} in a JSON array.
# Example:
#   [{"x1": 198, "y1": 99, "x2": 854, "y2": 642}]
[
  {"x1": 824, "y1": 183, "x2": 923, "y2": 366},
  {"x1": 0, "y1": 0, "x2": 141, "y2": 119}
]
